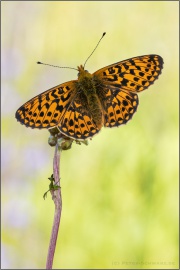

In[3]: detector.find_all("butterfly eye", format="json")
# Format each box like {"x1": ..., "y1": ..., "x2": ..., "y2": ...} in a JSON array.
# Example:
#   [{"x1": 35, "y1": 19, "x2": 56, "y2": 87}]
[{"x1": 78, "y1": 70, "x2": 88, "y2": 77}]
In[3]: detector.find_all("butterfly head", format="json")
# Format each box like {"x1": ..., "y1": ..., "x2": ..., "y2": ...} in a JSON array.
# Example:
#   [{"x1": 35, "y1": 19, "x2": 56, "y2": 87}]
[{"x1": 77, "y1": 65, "x2": 91, "y2": 80}]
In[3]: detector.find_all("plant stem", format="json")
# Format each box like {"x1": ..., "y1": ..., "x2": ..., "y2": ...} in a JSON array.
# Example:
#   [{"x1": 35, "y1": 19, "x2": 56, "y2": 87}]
[
  {"x1": 45, "y1": 134, "x2": 73, "y2": 269},
  {"x1": 46, "y1": 143, "x2": 62, "y2": 269}
]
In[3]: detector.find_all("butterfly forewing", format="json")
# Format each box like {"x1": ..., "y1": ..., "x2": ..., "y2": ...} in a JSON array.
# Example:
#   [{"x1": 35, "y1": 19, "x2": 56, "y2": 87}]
[
  {"x1": 16, "y1": 80, "x2": 77, "y2": 128},
  {"x1": 94, "y1": 55, "x2": 163, "y2": 92}
]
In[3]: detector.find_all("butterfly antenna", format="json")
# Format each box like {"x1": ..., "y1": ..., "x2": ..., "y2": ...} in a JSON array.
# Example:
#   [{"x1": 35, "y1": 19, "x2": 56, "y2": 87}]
[
  {"x1": 83, "y1": 32, "x2": 106, "y2": 68},
  {"x1": 37, "y1": 62, "x2": 78, "y2": 71}
]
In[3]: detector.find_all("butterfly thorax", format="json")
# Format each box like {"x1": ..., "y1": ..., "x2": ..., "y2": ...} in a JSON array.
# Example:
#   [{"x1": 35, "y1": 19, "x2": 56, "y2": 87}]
[{"x1": 76, "y1": 65, "x2": 103, "y2": 129}]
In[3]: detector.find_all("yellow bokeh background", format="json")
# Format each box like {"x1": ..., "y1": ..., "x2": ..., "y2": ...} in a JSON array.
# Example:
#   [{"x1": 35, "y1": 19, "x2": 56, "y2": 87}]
[{"x1": 2, "y1": 1, "x2": 178, "y2": 269}]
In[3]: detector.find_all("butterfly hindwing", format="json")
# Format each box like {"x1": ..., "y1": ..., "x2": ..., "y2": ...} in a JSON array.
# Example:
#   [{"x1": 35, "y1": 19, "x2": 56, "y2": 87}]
[
  {"x1": 98, "y1": 86, "x2": 139, "y2": 128},
  {"x1": 59, "y1": 92, "x2": 100, "y2": 140}
]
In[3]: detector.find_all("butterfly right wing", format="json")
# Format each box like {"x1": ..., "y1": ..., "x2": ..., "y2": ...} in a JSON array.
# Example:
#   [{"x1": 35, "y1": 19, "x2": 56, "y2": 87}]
[
  {"x1": 15, "y1": 80, "x2": 77, "y2": 129},
  {"x1": 93, "y1": 55, "x2": 163, "y2": 129}
]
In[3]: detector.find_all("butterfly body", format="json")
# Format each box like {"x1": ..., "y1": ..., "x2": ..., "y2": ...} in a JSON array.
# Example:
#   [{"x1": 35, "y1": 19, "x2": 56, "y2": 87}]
[
  {"x1": 76, "y1": 65, "x2": 104, "y2": 129},
  {"x1": 16, "y1": 55, "x2": 163, "y2": 140}
]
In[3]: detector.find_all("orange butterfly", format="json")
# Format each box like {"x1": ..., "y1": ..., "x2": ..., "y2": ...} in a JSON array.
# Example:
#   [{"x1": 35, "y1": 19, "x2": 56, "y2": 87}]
[{"x1": 15, "y1": 36, "x2": 163, "y2": 140}]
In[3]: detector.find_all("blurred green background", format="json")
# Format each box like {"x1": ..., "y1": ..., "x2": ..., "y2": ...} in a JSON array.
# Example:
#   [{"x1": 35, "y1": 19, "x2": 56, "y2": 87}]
[{"x1": 2, "y1": 1, "x2": 178, "y2": 269}]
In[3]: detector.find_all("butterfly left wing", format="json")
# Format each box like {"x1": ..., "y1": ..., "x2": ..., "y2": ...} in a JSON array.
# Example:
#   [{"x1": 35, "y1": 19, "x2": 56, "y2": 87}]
[
  {"x1": 94, "y1": 54, "x2": 163, "y2": 92},
  {"x1": 59, "y1": 92, "x2": 100, "y2": 140}
]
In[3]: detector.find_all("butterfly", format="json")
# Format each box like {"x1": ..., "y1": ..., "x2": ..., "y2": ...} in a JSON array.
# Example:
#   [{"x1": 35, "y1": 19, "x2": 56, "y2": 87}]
[{"x1": 15, "y1": 54, "x2": 163, "y2": 140}]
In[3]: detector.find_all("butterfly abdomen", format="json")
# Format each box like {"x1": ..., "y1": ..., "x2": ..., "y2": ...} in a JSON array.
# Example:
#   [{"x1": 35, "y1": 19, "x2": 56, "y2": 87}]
[{"x1": 86, "y1": 93, "x2": 103, "y2": 128}]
